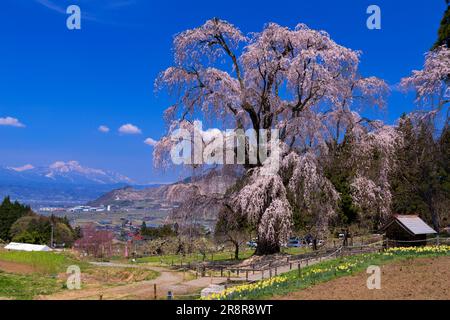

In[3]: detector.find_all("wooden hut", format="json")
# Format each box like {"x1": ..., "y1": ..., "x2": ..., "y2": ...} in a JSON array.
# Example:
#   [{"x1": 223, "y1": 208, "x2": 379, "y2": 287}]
[{"x1": 380, "y1": 215, "x2": 437, "y2": 247}]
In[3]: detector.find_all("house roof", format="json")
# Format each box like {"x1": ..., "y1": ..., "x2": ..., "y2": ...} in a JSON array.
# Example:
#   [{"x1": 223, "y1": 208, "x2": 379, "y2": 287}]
[
  {"x1": 4, "y1": 242, "x2": 51, "y2": 252},
  {"x1": 382, "y1": 215, "x2": 437, "y2": 235}
]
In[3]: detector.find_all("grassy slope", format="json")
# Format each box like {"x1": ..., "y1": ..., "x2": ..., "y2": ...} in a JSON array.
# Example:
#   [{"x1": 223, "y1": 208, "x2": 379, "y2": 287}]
[
  {"x1": 0, "y1": 250, "x2": 88, "y2": 300},
  {"x1": 0, "y1": 250, "x2": 87, "y2": 274},
  {"x1": 135, "y1": 247, "x2": 310, "y2": 265},
  {"x1": 0, "y1": 250, "x2": 161, "y2": 299},
  {"x1": 0, "y1": 271, "x2": 61, "y2": 300},
  {"x1": 136, "y1": 250, "x2": 256, "y2": 265},
  {"x1": 84, "y1": 267, "x2": 159, "y2": 284}
]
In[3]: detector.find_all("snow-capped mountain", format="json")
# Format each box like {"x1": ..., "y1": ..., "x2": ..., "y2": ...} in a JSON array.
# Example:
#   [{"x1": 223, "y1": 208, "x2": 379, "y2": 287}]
[
  {"x1": 1, "y1": 161, "x2": 134, "y2": 185},
  {"x1": 0, "y1": 161, "x2": 134, "y2": 207}
]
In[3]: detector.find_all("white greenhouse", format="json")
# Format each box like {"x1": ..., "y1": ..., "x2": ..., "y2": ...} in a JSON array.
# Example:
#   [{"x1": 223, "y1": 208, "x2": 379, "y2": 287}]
[{"x1": 4, "y1": 242, "x2": 51, "y2": 252}]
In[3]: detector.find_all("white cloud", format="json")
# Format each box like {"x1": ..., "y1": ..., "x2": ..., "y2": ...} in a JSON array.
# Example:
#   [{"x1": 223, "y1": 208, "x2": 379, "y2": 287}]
[
  {"x1": 144, "y1": 137, "x2": 158, "y2": 147},
  {"x1": 0, "y1": 117, "x2": 25, "y2": 128},
  {"x1": 35, "y1": 0, "x2": 66, "y2": 14},
  {"x1": 119, "y1": 123, "x2": 142, "y2": 135},
  {"x1": 98, "y1": 125, "x2": 110, "y2": 133},
  {"x1": 35, "y1": 0, "x2": 99, "y2": 22},
  {"x1": 8, "y1": 164, "x2": 34, "y2": 172}
]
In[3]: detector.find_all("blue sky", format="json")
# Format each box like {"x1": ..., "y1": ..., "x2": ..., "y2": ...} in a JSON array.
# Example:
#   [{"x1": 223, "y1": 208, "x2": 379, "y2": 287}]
[{"x1": 0, "y1": 0, "x2": 446, "y2": 183}]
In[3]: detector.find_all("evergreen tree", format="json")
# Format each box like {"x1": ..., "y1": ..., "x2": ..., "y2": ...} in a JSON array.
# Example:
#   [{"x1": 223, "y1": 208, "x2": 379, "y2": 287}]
[
  {"x1": 141, "y1": 221, "x2": 147, "y2": 233},
  {"x1": 390, "y1": 117, "x2": 448, "y2": 230},
  {"x1": 325, "y1": 135, "x2": 359, "y2": 227},
  {"x1": 435, "y1": 125, "x2": 450, "y2": 228},
  {"x1": 391, "y1": 116, "x2": 426, "y2": 214},
  {"x1": 0, "y1": 196, "x2": 32, "y2": 241},
  {"x1": 433, "y1": 3, "x2": 450, "y2": 49}
]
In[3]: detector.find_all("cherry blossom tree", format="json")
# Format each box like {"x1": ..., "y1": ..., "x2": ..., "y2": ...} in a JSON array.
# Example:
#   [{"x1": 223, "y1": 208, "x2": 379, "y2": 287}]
[
  {"x1": 348, "y1": 125, "x2": 403, "y2": 229},
  {"x1": 74, "y1": 224, "x2": 114, "y2": 258},
  {"x1": 401, "y1": 45, "x2": 450, "y2": 121},
  {"x1": 154, "y1": 18, "x2": 389, "y2": 254}
]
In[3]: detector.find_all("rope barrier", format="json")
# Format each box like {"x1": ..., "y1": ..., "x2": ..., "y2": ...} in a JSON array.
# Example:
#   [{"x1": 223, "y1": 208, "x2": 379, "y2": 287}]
[
  {"x1": 344, "y1": 240, "x2": 384, "y2": 248},
  {"x1": 386, "y1": 237, "x2": 450, "y2": 243}
]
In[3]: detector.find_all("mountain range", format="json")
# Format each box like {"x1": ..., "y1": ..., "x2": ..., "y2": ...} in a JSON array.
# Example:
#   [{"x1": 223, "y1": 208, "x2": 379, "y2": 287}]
[
  {"x1": 0, "y1": 161, "x2": 241, "y2": 223},
  {"x1": 0, "y1": 161, "x2": 135, "y2": 207},
  {"x1": 0, "y1": 161, "x2": 134, "y2": 185}
]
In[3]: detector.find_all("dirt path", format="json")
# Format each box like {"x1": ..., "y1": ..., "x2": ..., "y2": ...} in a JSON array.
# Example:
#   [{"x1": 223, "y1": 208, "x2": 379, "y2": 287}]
[
  {"x1": 39, "y1": 253, "x2": 334, "y2": 300},
  {"x1": 0, "y1": 260, "x2": 35, "y2": 274},
  {"x1": 275, "y1": 256, "x2": 450, "y2": 300},
  {"x1": 39, "y1": 262, "x2": 224, "y2": 300}
]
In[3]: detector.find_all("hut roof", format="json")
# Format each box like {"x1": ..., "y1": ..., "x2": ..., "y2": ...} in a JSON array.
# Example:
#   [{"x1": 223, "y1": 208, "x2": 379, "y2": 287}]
[{"x1": 381, "y1": 215, "x2": 437, "y2": 236}]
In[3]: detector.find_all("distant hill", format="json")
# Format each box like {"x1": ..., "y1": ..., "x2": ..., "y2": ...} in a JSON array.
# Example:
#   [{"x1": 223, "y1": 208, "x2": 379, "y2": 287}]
[
  {"x1": 0, "y1": 161, "x2": 134, "y2": 207},
  {"x1": 88, "y1": 167, "x2": 242, "y2": 222}
]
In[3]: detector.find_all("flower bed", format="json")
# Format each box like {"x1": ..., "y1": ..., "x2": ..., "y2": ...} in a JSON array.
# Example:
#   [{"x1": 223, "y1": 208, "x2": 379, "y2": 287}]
[{"x1": 202, "y1": 245, "x2": 450, "y2": 300}]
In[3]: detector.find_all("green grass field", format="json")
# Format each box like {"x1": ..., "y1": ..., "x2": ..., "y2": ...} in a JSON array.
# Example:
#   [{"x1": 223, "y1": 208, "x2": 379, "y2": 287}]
[
  {"x1": 0, "y1": 250, "x2": 88, "y2": 275},
  {"x1": 0, "y1": 271, "x2": 61, "y2": 300},
  {"x1": 135, "y1": 246, "x2": 311, "y2": 266},
  {"x1": 135, "y1": 249, "x2": 256, "y2": 265},
  {"x1": 0, "y1": 249, "x2": 165, "y2": 299}
]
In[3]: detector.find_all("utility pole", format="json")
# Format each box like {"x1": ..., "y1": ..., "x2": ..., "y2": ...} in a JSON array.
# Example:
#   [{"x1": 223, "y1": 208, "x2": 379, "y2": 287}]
[{"x1": 50, "y1": 223, "x2": 54, "y2": 248}]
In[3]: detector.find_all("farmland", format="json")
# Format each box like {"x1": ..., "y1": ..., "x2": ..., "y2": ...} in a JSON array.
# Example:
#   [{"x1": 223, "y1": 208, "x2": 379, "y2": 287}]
[
  {"x1": 0, "y1": 249, "x2": 159, "y2": 300},
  {"x1": 1, "y1": 244, "x2": 450, "y2": 300},
  {"x1": 0, "y1": 250, "x2": 80, "y2": 299},
  {"x1": 0, "y1": 250, "x2": 85, "y2": 274},
  {"x1": 202, "y1": 246, "x2": 450, "y2": 300},
  {"x1": 277, "y1": 256, "x2": 450, "y2": 300}
]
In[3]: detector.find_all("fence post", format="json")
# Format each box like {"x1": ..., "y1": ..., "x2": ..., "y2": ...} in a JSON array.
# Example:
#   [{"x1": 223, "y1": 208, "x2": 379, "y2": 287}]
[
  {"x1": 261, "y1": 270, "x2": 264, "y2": 279},
  {"x1": 269, "y1": 268, "x2": 272, "y2": 278},
  {"x1": 220, "y1": 267, "x2": 223, "y2": 277},
  {"x1": 167, "y1": 291, "x2": 173, "y2": 300},
  {"x1": 154, "y1": 284, "x2": 157, "y2": 300},
  {"x1": 289, "y1": 262, "x2": 292, "y2": 270},
  {"x1": 227, "y1": 270, "x2": 230, "y2": 281},
  {"x1": 275, "y1": 267, "x2": 278, "y2": 276},
  {"x1": 237, "y1": 268, "x2": 240, "y2": 277},
  {"x1": 246, "y1": 271, "x2": 249, "y2": 281},
  {"x1": 297, "y1": 262, "x2": 301, "y2": 278}
]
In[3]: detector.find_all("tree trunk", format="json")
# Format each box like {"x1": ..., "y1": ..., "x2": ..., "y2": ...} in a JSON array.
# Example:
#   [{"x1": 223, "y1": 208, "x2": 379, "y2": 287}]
[
  {"x1": 234, "y1": 243, "x2": 239, "y2": 260},
  {"x1": 255, "y1": 239, "x2": 280, "y2": 255}
]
